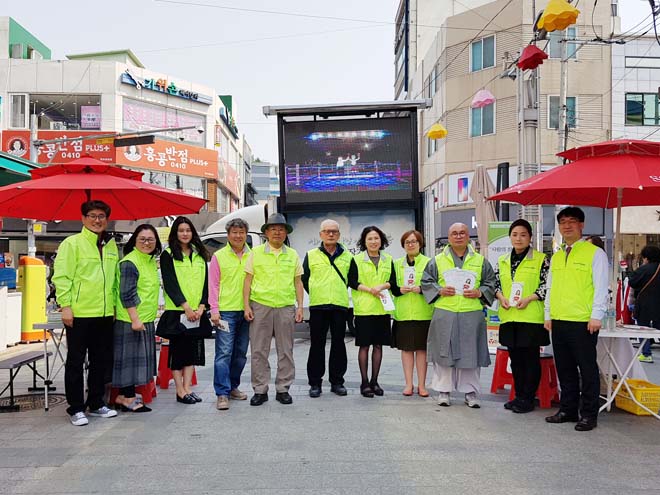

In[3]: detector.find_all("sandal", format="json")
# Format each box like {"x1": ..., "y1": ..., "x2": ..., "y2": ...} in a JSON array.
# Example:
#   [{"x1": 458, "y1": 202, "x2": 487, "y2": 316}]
[
  {"x1": 402, "y1": 387, "x2": 414, "y2": 396},
  {"x1": 418, "y1": 389, "x2": 430, "y2": 398},
  {"x1": 360, "y1": 383, "x2": 375, "y2": 398},
  {"x1": 117, "y1": 398, "x2": 151, "y2": 413}
]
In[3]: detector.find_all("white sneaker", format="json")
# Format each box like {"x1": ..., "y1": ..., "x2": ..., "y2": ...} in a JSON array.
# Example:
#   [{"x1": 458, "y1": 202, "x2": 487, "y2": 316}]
[
  {"x1": 70, "y1": 412, "x2": 89, "y2": 426},
  {"x1": 464, "y1": 392, "x2": 481, "y2": 408},
  {"x1": 437, "y1": 392, "x2": 451, "y2": 407},
  {"x1": 88, "y1": 406, "x2": 118, "y2": 418}
]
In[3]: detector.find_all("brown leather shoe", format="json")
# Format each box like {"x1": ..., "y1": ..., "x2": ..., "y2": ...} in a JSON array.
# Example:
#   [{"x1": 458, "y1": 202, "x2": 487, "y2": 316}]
[
  {"x1": 216, "y1": 396, "x2": 229, "y2": 410},
  {"x1": 229, "y1": 389, "x2": 247, "y2": 400}
]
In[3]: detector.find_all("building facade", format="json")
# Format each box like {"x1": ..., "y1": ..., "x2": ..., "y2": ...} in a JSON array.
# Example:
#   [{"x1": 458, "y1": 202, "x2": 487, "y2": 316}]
[{"x1": 250, "y1": 160, "x2": 279, "y2": 204}]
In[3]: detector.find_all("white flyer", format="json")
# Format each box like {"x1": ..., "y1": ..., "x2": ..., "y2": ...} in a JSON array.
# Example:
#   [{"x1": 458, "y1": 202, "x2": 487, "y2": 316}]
[
  {"x1": 378, "y1": 290, "x2": 396, "y2": 311},
  {"x1": 403, "y1": 266, "x2": 416, "y2": 287},
  {"x1": 442, "y1": 268, "x2": 475, "y2": 296},
  {"x1": 217, "y1": 319, "x2": 230, "y2": 333},
  {"x1": 180, "y1": 313, "x2": 200, "y2": 329},
  {"x1": 509, "y1": 282, "x2": 524, "y2": 306}
]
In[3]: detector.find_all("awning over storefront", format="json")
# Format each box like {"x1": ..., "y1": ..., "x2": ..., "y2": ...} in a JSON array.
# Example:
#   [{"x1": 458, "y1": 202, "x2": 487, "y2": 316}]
[{"x1": 0, "y1": 151, "x2": 40, "y2": 186}]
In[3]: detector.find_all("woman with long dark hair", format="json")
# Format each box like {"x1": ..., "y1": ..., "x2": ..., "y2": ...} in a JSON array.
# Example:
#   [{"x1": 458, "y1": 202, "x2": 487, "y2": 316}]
[
  {"x1": 348, "y1": 226, "x2": 395, "y2": 398},
  {"x1": 157, "y1": 217, "x2": 210, "y2": 404},
  {"x1": 629, "y1": 245, "x2": 660, "y2": 363},
  {"x1": 113, "y1": 224, "x2": 162, "y2": 412}
]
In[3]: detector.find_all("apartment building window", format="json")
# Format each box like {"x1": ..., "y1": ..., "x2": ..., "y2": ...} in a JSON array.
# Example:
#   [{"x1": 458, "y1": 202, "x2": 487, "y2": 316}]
[
  {"x1": 470, "y1": 103, "x2": 494, "y2": 137},
  {"x1": 625, "y1": 93, "x2": 660, "y2": 125},
  {"x1": 471, "y1": 35, "x2": 495, "y2": 72},
  {"x1": 10, "y1": 94, "x2": 28, "y2": 128},
  {"x1": 427, "y1": 136, "x2": 437, "y2": 157},
  {"x1": 548, "y1": 27, "x2": 577, "y2": 59},
  {"x1": 548, "y1": 96, "x2": 577, "y2": 129},
  {"x1": 429, "y1": 65, "x2": 438, "y2": 97}
]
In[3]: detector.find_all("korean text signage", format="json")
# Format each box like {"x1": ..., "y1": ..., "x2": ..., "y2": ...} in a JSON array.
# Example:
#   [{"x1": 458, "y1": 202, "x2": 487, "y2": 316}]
[
  {"x1": 114, "y1": 140, "x2": 218, "y2": 179},
  {"x1": 121, "y1": 71, "x2": 213, "y2": 105},
  {"x1": 1, "y1": 130, "x2": 115, "y2": 163}
]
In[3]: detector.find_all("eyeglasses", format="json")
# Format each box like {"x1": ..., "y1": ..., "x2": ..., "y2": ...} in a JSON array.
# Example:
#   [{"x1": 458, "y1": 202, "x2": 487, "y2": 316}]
[
  {"x1": 85, "y1": 214, "x2": 107, "y2": 221},
  {"x1": 449, "y1": 232, "x2": 468, "y2": 237},
  {"x1": 404, "y1": 240, "x2": 419, "y2": 245},
  {"x1": 321, "y1": 230, "x2": 340, "y2": 235},
  {"x1": 137, "y1": 237, "x2": 156, "y2": 244}
]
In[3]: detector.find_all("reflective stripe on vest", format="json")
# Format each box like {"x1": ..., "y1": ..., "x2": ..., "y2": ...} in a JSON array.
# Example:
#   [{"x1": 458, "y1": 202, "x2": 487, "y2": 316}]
[
  {"x1": 434, "y1": 246, "x2": 484, "y2": 313},
  {"x1": 307, "y1": 246, "x2": 351, "y2": 308},
  {"x1": 116, "y1": 249, "x2": 159, "y2": 323},
  {"x1": 250, "y1": 244, "x2": 300, "y2": 308},
  {"x1": 163, "y1": 248, "x2": 207, "y2": 310},
  {"x1": 549, "y1": 240, "x2": 597, "y2": 322},
  {"x1": 352, "y1": 251, "x2": 393, "y2": 316},
  {"x1": 393, "y1": 254, "x2": 434, "y2": 321},
  {"x1": 497, "y1": 249, "x2": 545, "y2": 324},
  {"x1": 214, "y1": 244, "x2": 251, "y2": 311}
]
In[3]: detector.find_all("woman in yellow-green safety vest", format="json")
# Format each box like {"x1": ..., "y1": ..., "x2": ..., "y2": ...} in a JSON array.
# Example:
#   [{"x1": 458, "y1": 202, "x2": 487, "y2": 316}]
[
  {"x1": 391, "y1": 230, "x2": 434, "y2": 398},
  {"x1": 347, "y1": 226, "x2": 396, "y2": 398},
  {"x1": 113, "y1": 224, "x2": 162, "y2": 413},
  {"x1": 156, "y1": 217, "x2": 211, "y2": 405},
  {"x1": 494, "y1": 219, "x2": 550, "y2": 414}
]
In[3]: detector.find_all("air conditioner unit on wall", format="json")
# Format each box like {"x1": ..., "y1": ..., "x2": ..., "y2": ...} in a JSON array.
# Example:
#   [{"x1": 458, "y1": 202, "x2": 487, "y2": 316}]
[{"x1": 50, "y1": 122, "x2": 66, "y2": 130}]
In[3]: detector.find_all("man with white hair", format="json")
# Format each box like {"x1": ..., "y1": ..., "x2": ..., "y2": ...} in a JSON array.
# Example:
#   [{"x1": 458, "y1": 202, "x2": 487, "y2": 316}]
[{"x1": 302, "y1": 219, "x2": 352, "y2": 398}]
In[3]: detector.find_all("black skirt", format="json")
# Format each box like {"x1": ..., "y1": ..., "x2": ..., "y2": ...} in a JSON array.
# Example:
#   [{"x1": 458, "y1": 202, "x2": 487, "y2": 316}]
[
  {"x1": 354, "y1": 315, "x2": 391, "y2": 347},
  {"x1": 392, "y1": 320, "x2": 430, "y2": 351},
  {"x1": 158, "y1": 310, "x2": 206, "y2": 370},
  {"x1": 498, "y1": 321, "x2": 550, "y2": 348}
]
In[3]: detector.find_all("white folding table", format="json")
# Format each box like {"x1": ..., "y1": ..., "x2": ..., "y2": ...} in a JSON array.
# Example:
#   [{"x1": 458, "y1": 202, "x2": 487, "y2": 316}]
[{"x1": 598, "y1": 326, "x2": 660, "y2": 419}]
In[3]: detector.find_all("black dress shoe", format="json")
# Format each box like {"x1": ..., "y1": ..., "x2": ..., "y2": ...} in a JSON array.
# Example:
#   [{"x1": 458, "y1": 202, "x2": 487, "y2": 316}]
[
  {"x1": 309, "y1": 386, "x2": 322, "y2": 398},
  {"x1": 189, "y1": 392, "x2": 203, "y2": 403},
  {"x1": 545, "y1": 411, "x2": 579, "y2": 423},
  {"x1": 331, "y1": 384, "x2": 348, "y2": 396},
  {"x1": 275, "y1": 392, "x2": 293, "y2": 404},
  {"x1": 575, "y1": 417, "x2": 598, "y2": 431},
  {"x1": 512, "y1": 401, "x2": 535, "y2": 414},
  {"x1": 250, "y1": 393, "x2": 269, "y2": 406},
  {"x1": 176, "y1": 394, "x2": 196, "y2": 404},
  {"x1": 360, "y1": 383, "x2": 374, "y2": 398},
  {"x1": 504, "y1": 399, "x2": 519, "y2": 410},
  {"x1": 370, "y1": 382, "x2": 384, "y2": 396}
]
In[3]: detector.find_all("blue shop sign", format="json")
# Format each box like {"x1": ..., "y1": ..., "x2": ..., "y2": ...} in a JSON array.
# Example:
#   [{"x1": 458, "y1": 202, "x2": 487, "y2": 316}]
[{"x1": 121, "y1": 71, "x2": 213, "y2": 105}]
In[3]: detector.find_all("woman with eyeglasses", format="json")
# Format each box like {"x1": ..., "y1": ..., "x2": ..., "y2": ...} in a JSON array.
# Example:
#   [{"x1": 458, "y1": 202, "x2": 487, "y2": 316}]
[
  {"x1": 348, "y1": 226, "x2": 396, "y2": 397},
  {"x1": 391, "y1": 230, "x2": 434, "y2": 397},
  {"x1": 113, "y1": 225, "x2": 162, "y2": 412},
  {"x1": 156, "y1": 217, "x2": 211, "y2": 405}
]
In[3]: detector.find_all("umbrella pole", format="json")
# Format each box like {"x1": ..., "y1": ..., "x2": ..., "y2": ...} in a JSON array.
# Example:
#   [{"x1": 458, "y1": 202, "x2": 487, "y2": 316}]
[
  {"x1": 27, "y1": 219, "x2": 36, "y2": 258},
  {"x1": 613, "y1": 188, "x2": 623, "y2": 323}
]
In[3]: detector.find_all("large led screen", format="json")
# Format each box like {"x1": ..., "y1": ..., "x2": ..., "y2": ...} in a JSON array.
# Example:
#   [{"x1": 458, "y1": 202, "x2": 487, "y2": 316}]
[{"x1": 282, "y1": 117, "x2": 414, "y2": 205}]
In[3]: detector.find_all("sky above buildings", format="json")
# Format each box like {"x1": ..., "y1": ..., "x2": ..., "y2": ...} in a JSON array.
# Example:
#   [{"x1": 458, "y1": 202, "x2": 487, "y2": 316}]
[{"x1": 12, "y1": 0, "x2": 654, "y2": 162}]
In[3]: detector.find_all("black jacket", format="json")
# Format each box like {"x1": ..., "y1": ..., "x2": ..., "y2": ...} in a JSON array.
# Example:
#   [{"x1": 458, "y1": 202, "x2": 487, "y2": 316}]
[{"x1": 628, "y1": 262, "x2": 660, "y2": 327}]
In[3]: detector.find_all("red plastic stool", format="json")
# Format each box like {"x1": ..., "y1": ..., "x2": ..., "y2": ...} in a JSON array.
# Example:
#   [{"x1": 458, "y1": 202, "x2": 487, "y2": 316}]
[
  {"x1": 109, "y1": 379, "x2": 157, "y2": 405},
  {"x1": 490, "y1": 346, "x2": 514, "y2": 394},
  {"x1": 508, "y1": 353, "x2": 559, "y2": 408},
  {"x1": 156, "y1": 342, "x2": 198, "y2": 389}
]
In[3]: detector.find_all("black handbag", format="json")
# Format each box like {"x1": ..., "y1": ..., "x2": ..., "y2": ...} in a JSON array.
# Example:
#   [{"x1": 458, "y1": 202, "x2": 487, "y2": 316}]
[{"x1": 156, "y1": 310, "x2": 213, "y2": 339}]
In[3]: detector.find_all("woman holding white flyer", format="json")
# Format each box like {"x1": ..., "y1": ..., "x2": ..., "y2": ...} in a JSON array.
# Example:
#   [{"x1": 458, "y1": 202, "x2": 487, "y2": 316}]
[
  {"x1": 348, "y1": 226, "x2": 396, "y2": 398},
  {"x1": 391, "y1": 230, "x2": 434, "y2": 397},
  {"x1": 156, "y1": 217, "x2": 211, "y2": 405},
  {"x1": 494, "y1": 219, "x2": 549, "y2": 414}
]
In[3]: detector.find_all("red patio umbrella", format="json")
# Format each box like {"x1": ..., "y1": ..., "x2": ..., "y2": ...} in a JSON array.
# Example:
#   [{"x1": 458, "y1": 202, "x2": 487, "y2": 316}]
[{"x1": 0, "y1": 158, "x2": 207, "y2": 221}]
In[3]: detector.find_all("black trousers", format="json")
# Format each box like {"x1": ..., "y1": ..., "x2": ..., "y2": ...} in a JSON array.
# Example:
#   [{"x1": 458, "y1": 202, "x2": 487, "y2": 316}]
[
  {"x1": 551, "y1": 320, "x2": 600, "y2": 419},
  {"x1": 64, "y1": 316, "x2": 114, "y2": 415},
  {"x1": 307, "y1": 308, "x2": 347, "y2": 387},
  {"x1": 508, "y1": 346, "x2": 541, "y2": 404}
]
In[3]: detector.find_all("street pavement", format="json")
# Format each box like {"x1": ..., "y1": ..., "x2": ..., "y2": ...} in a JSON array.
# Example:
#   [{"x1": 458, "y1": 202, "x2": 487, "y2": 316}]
[{"x1": 1, "y1": 331, "x2": 660, "y2": 495}]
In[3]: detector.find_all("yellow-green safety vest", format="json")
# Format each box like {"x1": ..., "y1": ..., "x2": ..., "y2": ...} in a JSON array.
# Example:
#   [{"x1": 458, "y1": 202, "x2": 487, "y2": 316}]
[
  {"x1": 307, "y1": 245, "x2": 352, "y2": 308},
  {"x1": 497, "y1": 249, "x2": 546, "y2": 324},
  {"x1": 163, "y1": 247, "x2": 207, "y2": 310},
  {"x1": 352, "y1": 251, "x2": 393, "y2": 316},
  {"x1": 250, "y1": 244, "x2": 300, "y2": 308},
  {"x1": 214, "y1": 244, "x2": 251, "y2": 311},
  {"x1": 52, "y1": 227, "x2": 119, "y2": 317},
  {"x1": 115, "y1": 248, "x2": 159, "y2": 323},
  {"x1": 549, "y1": 240, "x2": 597, "y2": 322},
  {"x1": 393, "y1": 254, "x2": 434, "y2": 321},
  {"x1": 434, "y1": 245, "x2": 484, "y2": 313}
]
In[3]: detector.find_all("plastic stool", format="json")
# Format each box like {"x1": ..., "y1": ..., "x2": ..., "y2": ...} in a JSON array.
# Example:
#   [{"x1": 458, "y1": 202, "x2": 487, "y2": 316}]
[
  {"x1": 109, "y1": 379, "x2": 157, "y2": 405},
  {"x1": 508, "y1": 353, "x2": 559, "y2": 409},
  {"x1": 156, "y1": 342, "x2": 198, "y2": 389},
  {"x1": 490, "y1": 346, "x2": 514, "y2": 394}
]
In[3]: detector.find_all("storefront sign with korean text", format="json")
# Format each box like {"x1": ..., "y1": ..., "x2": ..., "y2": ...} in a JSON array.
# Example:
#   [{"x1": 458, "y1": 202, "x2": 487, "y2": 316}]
[
  {"x1": 121, "y1": 71, "x2": 213, "y2": 105},
  {"x1": 1, "y1": 130, "x2": 115, "y2": 163}
]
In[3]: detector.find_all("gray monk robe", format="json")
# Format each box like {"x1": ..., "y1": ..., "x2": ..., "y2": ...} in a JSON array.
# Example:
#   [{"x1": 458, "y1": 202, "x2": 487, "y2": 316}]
[{"x1": 421, "y1": 246, "x2": 496, "y2": 369}]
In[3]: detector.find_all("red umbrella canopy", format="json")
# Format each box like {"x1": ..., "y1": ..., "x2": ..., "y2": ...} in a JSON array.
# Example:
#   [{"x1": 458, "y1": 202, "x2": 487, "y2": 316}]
[
  {"x1": 557, "y1": 139, "x2": 660, "y2": 162},
  {"x1": 489, "y1": 154, "x2": 660, "y2": 208},
  {"x1": 0, "y1": 162, "x2": 207, "y2": 221},
  {"x1": 517, "y1": 45, "x2": 548, "y2": 71}
]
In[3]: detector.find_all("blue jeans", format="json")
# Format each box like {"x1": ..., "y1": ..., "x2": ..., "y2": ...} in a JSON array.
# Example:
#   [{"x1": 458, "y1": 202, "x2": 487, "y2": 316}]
[{"x1": 213, "y1": 311, "x2": 250, "y2": 396}]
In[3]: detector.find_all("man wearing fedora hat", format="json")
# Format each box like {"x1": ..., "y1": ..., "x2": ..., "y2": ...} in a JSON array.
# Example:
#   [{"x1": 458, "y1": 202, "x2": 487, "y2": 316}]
[{"x1": 243, "y1": 213, "x2": 304, "y2": 406}]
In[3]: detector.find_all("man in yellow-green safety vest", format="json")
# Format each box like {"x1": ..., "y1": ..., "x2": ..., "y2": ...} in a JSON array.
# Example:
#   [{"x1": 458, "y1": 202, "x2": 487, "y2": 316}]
[
  {"x1": 243, "y1": 213, "x2": 304, "y2": 407},
  {"x1": 421, "y1": 222, "x2": 496, "y2": 409},
  {"x1": 302, "y1": 219, "x2": 351, "y2": 399},
  {"x1": 544, "y1": 207, "x2": 608, "y2": 432},
  {"x1": 53, "y1": 200, "x2": 119, "y2": 426}
]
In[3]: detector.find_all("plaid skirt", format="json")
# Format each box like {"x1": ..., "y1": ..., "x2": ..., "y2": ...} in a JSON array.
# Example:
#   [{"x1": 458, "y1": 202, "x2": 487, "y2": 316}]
[{"x1": 112, "y1": 320, "x2": 157, "y2": 388}]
